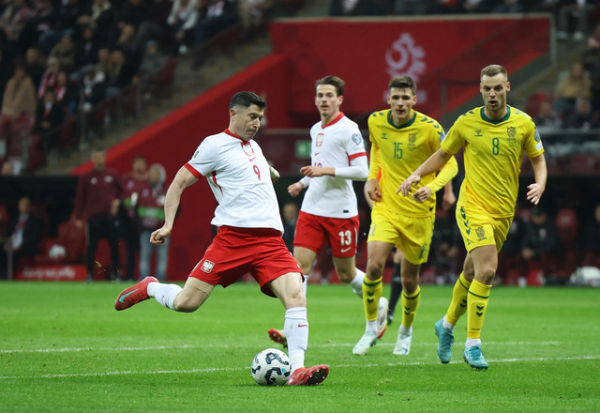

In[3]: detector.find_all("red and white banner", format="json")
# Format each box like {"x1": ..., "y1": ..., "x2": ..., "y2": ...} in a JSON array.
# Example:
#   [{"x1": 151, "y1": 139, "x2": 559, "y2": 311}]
[{"x1": 270, "y1": 15, "x2": 550, "y2": 119}]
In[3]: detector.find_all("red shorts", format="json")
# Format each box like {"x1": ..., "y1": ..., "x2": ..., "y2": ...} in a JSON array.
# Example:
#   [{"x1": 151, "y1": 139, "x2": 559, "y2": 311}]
[
  {"x1": 293, "y1": 211, "x2": 360, "y2": 258},
  {"x1": 190, "y1": 226, "x2": 301, "y2": 297}
]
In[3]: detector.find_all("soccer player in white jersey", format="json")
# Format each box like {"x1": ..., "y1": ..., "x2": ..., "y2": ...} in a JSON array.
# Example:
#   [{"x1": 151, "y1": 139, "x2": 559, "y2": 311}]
[
  {"x1": 267, "y1": 76, "x2": 389, "y2": 351},
  {"x1": 114, "y1": 91, "x2": 329, "y2": 386}
]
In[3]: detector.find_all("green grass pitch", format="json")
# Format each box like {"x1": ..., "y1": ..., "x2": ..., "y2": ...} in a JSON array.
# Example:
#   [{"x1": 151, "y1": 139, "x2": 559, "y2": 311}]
[{"x1": 1, "y1": 282, "x2": 599, "y2": 412}]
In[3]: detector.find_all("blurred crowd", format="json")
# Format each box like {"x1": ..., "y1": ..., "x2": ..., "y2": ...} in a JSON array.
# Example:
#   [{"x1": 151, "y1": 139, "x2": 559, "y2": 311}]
[
  {"x1": 0, "y1": 150, "x2": 171, "y2": 282},
  {"x1": 0, "y1": 0, "x2": 296, "y2": 174}
]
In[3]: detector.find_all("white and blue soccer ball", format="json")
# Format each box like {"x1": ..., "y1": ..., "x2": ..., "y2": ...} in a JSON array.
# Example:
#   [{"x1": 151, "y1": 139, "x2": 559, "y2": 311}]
[{"x1": 251, "y1": 348, "x2": 290, "y2": 386}]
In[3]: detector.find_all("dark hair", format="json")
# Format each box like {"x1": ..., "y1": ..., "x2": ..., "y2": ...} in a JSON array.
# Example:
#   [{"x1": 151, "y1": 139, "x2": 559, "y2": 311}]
[
  {"x1": 388, "y1": 76, "x2": 416, "y2": 94},
  {"x1": 480, "y1": 64, "x2": 508, "y2": 79},
  {"x1": 229, "y1": 91, "x2": 266, "y2": 110},
  {"x1": 315, "y1": 75, "x2": 345, "y2": 96}
]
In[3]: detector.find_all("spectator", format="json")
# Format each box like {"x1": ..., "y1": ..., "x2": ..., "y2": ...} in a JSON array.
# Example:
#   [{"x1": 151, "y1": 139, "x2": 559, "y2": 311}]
[
  {"x1": 54, "y1": 71, "x2": 77, "y2": 115},
  {"x1": 579, "y1": 202, "x2": 600, "y2": 268},
  {"x1": 138, "y1": 162, "x2": 169, "y2": 281},
  {"x1": 48, "y1": 33, "x2": 76, "y2": 73},
  {"x1": 105, "y1": 48, "x2": 137, "y2": 98},
  {"x1": 281, "y1": 201, "x2": 298, "y2": 252},
  {"x1": 24, "y1": 47, "x2": 45, "y2": 90},
  {"x1": 120, "y1": 155, "x2": 148, "y2": 281},
  {"x1": 117, "y1": 0, "x2": 147, "y2": 30},
  {"x1": 238, "y1": 0, "x2": 271, "y2": 32},
  {"x1": 167, "y1": 0, "x2": 198, "y2": 55},
  {"x1": 95, "y1": 47, "x2": 111, "y2": 77},
  {"x1": 73, "y1": 148, "x2": 123, "y2": 281},
  {"x1": 115, "y1": 24, "x2": 141, "y2": 67},
  {"x1": 521, "y1": 206, "x2": 561, "y2": 277},
  {"x1": 192, "y1": 0, "x2": 237, "y2": 67},
  {"x1": 564, "y1": 98, "x2": 599, "y2": 129},
  {"x1": 78, "y1": 64, "x2": 106, "y2": 142},
  {"x1": 554, "y1": 62, "x2": 592, "y2": 120},
  {"x1": 0, "y1": 0, "x2": 32, "y2": 48},
  {"x1": 138, "y1": 40, "x2": 167, "y2": 78},
  {"x1": 37, "y1": 56, "x2": 60, "y2": 99},
  {"x1": 3, "y1": 196, "x2": 43, "y2": 279},
  {"x1": 33, "y1": 89, "x2": 64, "y2": 151},
  {"x1": 77, "y1": 0, "x2": 118, "y2": 48},
  {"x1": 136, "y1": 40, "x2": 168, "y2": 99},
  {"x1": 556, "y1": 0, "x2": 596, "y2": 41},
  {"x1": 74, "y1": 25, "x2": 99, "y2": 71},
  {"x1": 21, "y1": 0, "x2": 58, "y2": 54},
  {"x1": 1, "y1": 61, "x2": 36, "y2": 124},
  {"x1": 535, "y1": 100, "x2": 562, "y2": 131},
  {"x1": 135, "y1": 0, "x2": 172, "y2": 49}
]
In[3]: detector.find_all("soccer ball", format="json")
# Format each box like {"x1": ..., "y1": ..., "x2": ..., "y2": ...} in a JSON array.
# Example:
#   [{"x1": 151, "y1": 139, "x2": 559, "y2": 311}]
[{"x1": 251, "y1": 348, "x2": 290, "y2": 386}]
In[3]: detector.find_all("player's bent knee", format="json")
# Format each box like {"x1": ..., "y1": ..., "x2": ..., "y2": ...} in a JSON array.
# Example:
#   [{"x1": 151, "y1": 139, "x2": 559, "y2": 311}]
[{"x1": 366, "y1": 261, "x2": 385, "y2": 279}]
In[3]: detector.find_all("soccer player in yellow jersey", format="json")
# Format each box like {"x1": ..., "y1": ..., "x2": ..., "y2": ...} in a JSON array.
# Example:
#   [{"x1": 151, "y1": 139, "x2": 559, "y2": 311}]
[
  {"x1": 399, "y1": 64, "x2": 548, "y2": 370},
  {"x1": 353, "y1": 76, "x2": 458, "y2": 355}
]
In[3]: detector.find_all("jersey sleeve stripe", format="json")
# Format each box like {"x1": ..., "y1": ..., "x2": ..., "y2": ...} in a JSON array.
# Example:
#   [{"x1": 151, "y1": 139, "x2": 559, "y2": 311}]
[
  {"x1": 348, "y1": 152, "x2": 367, "y2": 161},
  {"x1": 184, "y1": 163, "x2": 203, "y2": 179}
]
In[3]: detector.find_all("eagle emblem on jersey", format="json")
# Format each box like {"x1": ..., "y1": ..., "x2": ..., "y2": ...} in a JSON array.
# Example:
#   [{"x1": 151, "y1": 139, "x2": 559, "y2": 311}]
[
  {"x1": 507, "y1": 127, "x2": 516, "y2": 138},
  {"x1": 316, "y1": 133, "x2": 324, "y2": 147},
  {"x1": 201, "y1": 260, "x2": 215, "y2": 273},
  {"x1": 242, "y1": 142, "x2": 255, "y2": 156}
]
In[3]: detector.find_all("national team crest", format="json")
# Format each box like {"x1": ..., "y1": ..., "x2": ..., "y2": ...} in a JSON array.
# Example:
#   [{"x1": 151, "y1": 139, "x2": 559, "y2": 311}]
[
  {"x1": 408, "y1": 133, "x2": 417, "y2": 150},
  {"x1": 316, "y1": 133, "x2": 324, "y2": 147},
  {"x1": 507, "y1": 127, "x2": 516, "y2": 138},
  {"x1": 201, "y1": 260, "x2": 215, "y2": 273},
  {"x1": 242, "y1": 142, "x2": 255, "y2": 156}
]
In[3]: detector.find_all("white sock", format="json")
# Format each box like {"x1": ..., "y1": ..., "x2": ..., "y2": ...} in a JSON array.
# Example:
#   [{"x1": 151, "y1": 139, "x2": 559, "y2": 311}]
[
  {"x1": 284, "y1": 307, "x2": 308, "y2": 373},
  {"x1": 366, "y1": 319, "x2": 377, "y2": 333},
  {"x1": 148, "y1": 282, "x2": 182, "y2": 310},
  {"x1": 399, "y1": 325, "x2": 412, "y2": 336},
  {"x1": 465, "y1": 338, "x2": 481, "y2": 349},
  {"x1": 349, "y1": 269, "x2": 365, "y2": 298},
  {"x1": 443, "y1": 315, "x2": 455, "y2": 331}
]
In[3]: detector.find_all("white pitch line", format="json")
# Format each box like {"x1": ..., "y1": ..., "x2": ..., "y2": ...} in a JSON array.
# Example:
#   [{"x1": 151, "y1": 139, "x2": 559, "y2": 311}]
[
  {"x1": 0, "y1": 355, "x2": 598, "y2": 381},
  {"x1": 0, "y1": 341, "x2": 563, "y2": 354}
]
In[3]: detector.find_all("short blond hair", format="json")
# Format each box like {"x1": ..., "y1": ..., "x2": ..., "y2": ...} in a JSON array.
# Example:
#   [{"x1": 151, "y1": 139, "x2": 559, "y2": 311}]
[{"x1": 481, "y1": 64, "x2": 508, "y2": 80}]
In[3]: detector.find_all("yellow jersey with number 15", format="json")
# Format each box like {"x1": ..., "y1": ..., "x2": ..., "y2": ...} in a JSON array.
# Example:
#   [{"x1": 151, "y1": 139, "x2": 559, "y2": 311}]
[{"x1": 441, "y1": 106, "x2": 544, "y2": 218}]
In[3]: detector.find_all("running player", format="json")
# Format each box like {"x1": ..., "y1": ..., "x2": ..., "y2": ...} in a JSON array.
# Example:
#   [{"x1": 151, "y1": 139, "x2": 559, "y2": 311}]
[
  {"x1": 268, "y1": 75, "x2": 389, "y2": 350},
  {"x1": 399, "y1": 64, "x2": 547, "y2": 369},
  {"x1": 353, "y1": 76, "x2": 458, "y2": 355},
  {"x1": 114, "y1": 91, "x2": 329, "y2": 385}
]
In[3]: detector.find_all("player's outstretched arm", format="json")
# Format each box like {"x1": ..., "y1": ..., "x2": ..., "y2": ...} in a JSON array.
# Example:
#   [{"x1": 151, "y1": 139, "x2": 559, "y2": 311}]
[
  {"x1": 398, "y1": 149, "x2": 452, "y2": 196},
  {"x1": 151, "y1": 166, "x2": 198, "y2": 244},
  {"x1": 527, "y1": 154, "x2": 547, "y2": 206}
]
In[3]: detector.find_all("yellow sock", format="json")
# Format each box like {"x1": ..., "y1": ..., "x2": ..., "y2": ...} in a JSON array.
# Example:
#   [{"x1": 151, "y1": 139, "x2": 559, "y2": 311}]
[
  {"x1": 400, "y1": 285, "x2": 421, "y2": 329},
  {"x1": 363, "y1": 276, "x2": 382, "y2": 321},
  {"x1": 445, "y1": 272, "x2": 471, "y2": 325},
  {"x1": 467, "y1": 279, "x2": 492, "y2": 339}
]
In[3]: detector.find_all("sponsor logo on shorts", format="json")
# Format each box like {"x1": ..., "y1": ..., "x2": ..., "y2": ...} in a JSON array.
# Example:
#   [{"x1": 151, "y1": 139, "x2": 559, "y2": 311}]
[{"x1": 201, "y1": 260, "x2": 215, "y2": 273}]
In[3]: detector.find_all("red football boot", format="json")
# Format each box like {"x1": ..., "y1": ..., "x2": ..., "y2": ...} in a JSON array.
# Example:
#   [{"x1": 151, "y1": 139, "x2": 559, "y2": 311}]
[
  {"x1": 267, "y1": 328, "x2": 288, "y2": 348},
  {"x1": 114, "y1": 276, "x2": 158, "y2": 311},
  {"x1": 287, "y1": 364, "x2": 329, "y2": 386}
]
